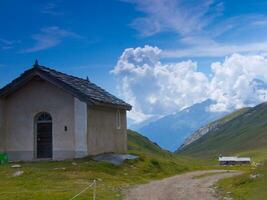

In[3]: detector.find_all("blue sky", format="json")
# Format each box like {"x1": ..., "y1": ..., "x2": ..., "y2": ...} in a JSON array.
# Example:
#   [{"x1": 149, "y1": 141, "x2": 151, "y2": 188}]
[{"x1": 2, "y1": 0, "x2": 267, "y2": 124}]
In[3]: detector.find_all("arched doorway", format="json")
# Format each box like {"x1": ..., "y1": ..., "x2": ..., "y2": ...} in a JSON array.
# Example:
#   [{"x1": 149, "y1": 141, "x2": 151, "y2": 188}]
[{"x1": 35, "y1": 112, "x2": 52, "y2": 159}]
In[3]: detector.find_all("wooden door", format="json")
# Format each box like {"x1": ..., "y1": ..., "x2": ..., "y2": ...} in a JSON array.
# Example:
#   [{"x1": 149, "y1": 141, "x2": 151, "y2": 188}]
[{"x1": 37, "y1": 122, "x2": 52, "y2": 159}]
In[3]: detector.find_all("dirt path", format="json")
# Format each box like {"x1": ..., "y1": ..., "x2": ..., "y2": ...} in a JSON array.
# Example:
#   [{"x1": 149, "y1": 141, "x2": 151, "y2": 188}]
[{"x1": 124, "y1": 170, "x2": 242, "y2": 200}]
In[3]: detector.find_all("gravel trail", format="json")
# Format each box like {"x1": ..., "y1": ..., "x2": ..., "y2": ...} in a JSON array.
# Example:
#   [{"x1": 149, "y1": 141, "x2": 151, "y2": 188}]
[{"x1": 124, "y1": 170, "x2": 241, "y2": 200}]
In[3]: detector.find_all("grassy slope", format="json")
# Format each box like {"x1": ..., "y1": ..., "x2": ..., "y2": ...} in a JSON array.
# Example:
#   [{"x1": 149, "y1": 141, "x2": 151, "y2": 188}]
[
  {"x1": 178, "y1": 103, "x2": 267, "y2": 200},
  {"x1": 178, "y1": 108, "x2": 249, "y2": 151},
  {"x1": 213, "y1": 108, "x2": 250, "y2": 125},
  {"x1": 217, "y1": 160, "x2": 267, "y2": 200},
  {"x1": 127, "y1": 129, "x2": 169, "y2": 156},
  {"x1": 0, "y1": 130, "x2": 199, "y2": 200},
  {"x1": 178, "y1": 103, "x2": 267, "y2": 162}
]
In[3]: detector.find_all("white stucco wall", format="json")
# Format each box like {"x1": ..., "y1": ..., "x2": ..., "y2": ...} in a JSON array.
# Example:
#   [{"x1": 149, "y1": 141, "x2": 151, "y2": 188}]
[
  {"x1": 0, "y1": 99, "x2": 5, "y2": 152},
  {"x1": 74, "y1": 98, "x2": 88, "y2": 158},
  {"x1": 87, "y1": 106, "x2": 127, "y2": 155},
  {"x1": 1, "y1": 76, "x2": 129, "y2": 160},
  {"x1": 4, "y1": 78, "x2": 75, "y2": 161}
]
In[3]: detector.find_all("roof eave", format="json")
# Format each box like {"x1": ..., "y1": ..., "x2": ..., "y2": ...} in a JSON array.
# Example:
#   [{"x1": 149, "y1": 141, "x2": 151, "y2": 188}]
[
  {"x1": 0, "y1": 66, "x2": 132, "y2": 110},
  {"x1": 0, "y1": 67, "x2": 38, "y2": 97},
  {"x1": 0, "y1": 68, "x2": 95, "y2": 106}
]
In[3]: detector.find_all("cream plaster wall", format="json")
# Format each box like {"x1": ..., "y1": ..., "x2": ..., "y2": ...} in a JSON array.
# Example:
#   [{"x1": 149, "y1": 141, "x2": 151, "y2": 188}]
[
  {"x1": 74, "y1": 98, "x2": 88, "y2": 158},
  {"x1": 87, "y1": 106, "x2": 127, "y2": 155},
  {"x1": 0, "y1": 99, "x2": 5, "y2": 152},
  {"x1": 4, "y1": 78, "x2": 75, "y2": 161},
  {"x1": 1, "y1": 77, "x2": 129, "y2": 161}
]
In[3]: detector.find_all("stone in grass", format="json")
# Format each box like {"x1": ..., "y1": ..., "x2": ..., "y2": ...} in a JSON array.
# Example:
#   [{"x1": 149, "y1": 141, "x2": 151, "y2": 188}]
[
  {"x1": 93, "y1": 154, "x2": 139, "y2": 165},
  {"x1": 11, "y1": 164, "x2": 21, "y2": 168},
  {"x1": 72, "y1": 162, "x2": 78, "y2": 166},
  {"x1": 12, "y1": 170, "x2": 24, "y2": 177},
  {"x1": 250, "y1": 174, "x2": 263, "y2": 179},
  {"x1": 53, "y1": 167, "x2": 66, "y2": 170}
]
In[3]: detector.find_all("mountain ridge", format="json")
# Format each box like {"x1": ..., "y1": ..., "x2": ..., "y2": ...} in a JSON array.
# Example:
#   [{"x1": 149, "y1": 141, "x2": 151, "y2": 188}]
[
  {"x1": 137, "y1": 99, "x2": 226, "y2": 151},
  {"x1": 177, "y1": 107, "x2": 250, "y2": 151},
  {"x1": 177, "y1": 102, "x2": 267, "y2": 161}
]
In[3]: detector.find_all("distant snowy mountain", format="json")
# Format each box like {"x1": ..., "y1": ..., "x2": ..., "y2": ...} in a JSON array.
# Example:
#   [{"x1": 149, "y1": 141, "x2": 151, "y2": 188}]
[
  {"x1": 129, "y1": 115, "x2": 162, "y2": 131},
  {"x1": 136, "y1": 99, "x2": 227, "y2": 151}
]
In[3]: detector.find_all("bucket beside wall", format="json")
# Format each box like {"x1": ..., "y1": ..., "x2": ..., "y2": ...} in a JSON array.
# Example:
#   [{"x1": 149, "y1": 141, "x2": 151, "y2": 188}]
[{"x1": 0, "y1": 153, "x2": 8, "y2": 165}]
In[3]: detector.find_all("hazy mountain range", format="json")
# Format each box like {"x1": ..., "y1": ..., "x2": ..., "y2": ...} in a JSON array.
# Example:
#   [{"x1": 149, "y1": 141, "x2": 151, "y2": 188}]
[
  {"x1": 129, "y1": 78, "x2": 267, "y2": 152},
  {"x1": 134, "y1": 99, "x2": 227, "y2": 151}
]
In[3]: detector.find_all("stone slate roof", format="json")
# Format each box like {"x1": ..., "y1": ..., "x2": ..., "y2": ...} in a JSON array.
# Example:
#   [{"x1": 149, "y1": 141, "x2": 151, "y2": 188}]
[{"x1": 0, "y1": 63, "x2": 132, "y2": 110}]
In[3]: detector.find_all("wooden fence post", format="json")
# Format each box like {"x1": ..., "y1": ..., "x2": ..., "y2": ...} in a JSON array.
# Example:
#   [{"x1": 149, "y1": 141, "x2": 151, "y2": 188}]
[{"x1": 93, "y1": 180, "x2": 96, "y2": 200}]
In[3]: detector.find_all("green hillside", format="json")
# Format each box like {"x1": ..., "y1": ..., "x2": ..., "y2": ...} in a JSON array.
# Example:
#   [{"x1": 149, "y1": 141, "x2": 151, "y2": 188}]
[
  {"x1": 217, "y1": 160, "x2": 267, "y2": 200},
  {"x1": 0, "y1": 130, "x2": 197, "y2": 200},
  {"x1": 213, "y1": 107, "x2": 250, "y2": 125},
  {"x1": 178, "y1": 102, "x2": 267, "y2": 161},
  {"x1": 178, "y1": 108, "x2": 250, "y2": 150},
  {"x1": 128, "y1": 129, "x2": 170, "y2": 156}
]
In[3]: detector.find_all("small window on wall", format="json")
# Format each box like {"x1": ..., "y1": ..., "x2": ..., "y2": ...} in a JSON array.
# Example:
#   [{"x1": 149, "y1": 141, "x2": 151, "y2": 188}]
[{"x1": 116, "y1": 110, "x2": 121, "y2": 129}]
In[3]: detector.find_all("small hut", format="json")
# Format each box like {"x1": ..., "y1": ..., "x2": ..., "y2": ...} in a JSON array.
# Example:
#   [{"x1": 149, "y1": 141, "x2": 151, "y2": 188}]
[{"x1": 219, "y1": 156, "x2": 251, "y2": 165}]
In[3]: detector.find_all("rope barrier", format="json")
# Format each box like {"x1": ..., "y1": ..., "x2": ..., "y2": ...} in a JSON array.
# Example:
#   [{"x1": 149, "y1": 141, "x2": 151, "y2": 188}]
[{"x1": 69, "y1": 180, "x2": 96, "y2": 200}]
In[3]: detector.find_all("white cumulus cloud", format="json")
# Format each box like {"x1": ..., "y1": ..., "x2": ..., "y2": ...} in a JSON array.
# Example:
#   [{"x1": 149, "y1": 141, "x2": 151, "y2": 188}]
[
  {"x1": 112, "y1": 46, "x2": 267, "y2": 124},
  {"x1": 209, "y1": 53, "x2": 267, "y2": 112},
  {"x1": 111, "y1": 45, "x2": 209, "y2": 123}
]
